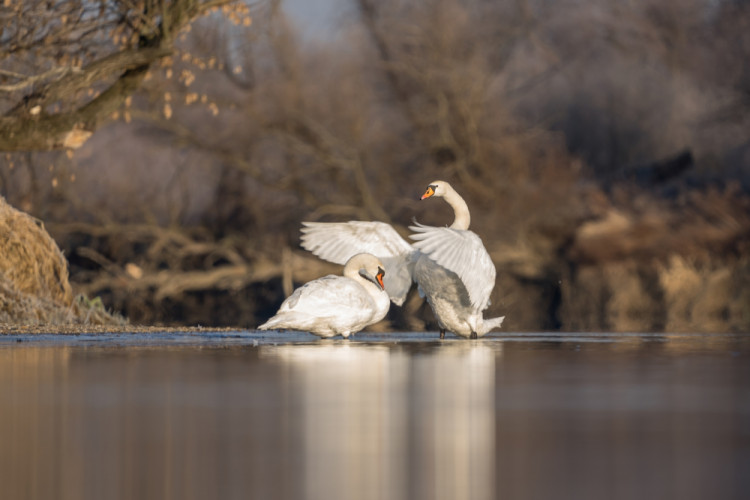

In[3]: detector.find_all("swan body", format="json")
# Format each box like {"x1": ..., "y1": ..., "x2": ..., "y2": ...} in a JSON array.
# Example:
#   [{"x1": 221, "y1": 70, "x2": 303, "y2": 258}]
[
  {"x1": 410, "y1": 180, "x2": 504, "y2": 338},
  {"x1": 413, "y1": 254, "x2": 504, "y2": 337},
  {"x1": 258, "y1": 253, "x2": 389, "y2": 338}
]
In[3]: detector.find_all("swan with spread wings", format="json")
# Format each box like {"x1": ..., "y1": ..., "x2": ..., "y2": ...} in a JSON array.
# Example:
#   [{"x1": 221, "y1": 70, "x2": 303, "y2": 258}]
[{"x1": 300, "y1": 180, "x2": 504, "y2": 339}]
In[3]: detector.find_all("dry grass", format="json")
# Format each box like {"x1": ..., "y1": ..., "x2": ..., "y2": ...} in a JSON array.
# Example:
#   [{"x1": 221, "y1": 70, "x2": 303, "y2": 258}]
[
  {"x1": 0, "y1": 196, "x2": 124, "y2": 326},
  {"x1": 0, "y1": 276, "x2": 76, "y2": 324},
  {"x1": 604, "y1": 260, "x2": 663, "y2": 332},
  {"x1": 0, "y1": 196, "x2": 72, "y2": 305},
  {"x1": 659, "y1": 255, "x2": 750, "y2": 333}
]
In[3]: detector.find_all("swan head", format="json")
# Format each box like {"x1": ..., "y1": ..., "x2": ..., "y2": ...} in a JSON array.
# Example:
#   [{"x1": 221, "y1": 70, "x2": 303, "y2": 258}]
[
  {"x1": 419, "y1": 180, "x2": 470, "y2": 229},
  {"x1": 420, "y1": 180, "x2": 451, "y2": 200},
  {"x1": 344, "y1": 253, "x2": 386, "y2": 291}
]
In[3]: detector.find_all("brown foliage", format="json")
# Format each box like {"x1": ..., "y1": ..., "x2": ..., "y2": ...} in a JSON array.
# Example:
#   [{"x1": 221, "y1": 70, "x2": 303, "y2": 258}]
[{"x1": 47, "y1": 221, "x2": 337, "y2": 326}]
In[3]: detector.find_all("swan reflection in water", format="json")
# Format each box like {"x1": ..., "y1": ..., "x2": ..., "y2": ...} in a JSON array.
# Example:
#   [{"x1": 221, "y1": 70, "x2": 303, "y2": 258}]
[{"x1": 260, "y1": 341, "x2": 499, "y2": 500}]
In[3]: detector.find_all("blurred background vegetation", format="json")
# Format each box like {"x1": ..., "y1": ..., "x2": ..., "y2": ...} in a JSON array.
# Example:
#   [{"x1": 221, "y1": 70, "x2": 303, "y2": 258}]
[{"x1": 1, "y1": 0, "x2": 748, "y2": 332}]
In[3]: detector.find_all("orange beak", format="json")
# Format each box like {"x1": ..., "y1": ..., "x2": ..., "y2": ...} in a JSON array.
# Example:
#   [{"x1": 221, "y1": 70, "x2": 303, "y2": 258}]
[
  {"x1": 376, "y1": 267, "x2": 385, "y2": 290},
  {"x1": 421, "y1": 186, "x2": 435, "y2": 200}
]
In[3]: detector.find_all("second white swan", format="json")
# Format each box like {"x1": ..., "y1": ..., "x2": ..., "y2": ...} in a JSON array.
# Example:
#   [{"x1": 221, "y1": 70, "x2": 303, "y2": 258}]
[{"x1": 410, "y1": 180, "x2": 504, "y2": 339}]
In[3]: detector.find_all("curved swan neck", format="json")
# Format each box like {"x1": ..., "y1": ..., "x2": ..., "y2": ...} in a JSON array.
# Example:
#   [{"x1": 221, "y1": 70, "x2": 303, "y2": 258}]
[
  {"x1": 348, "y1": 273, "x2": 373, "y2": 291},
  {"x1": 343, "y1": 254, "x2": 382, "y2": 293},
  {"x1": 443, "y1": 185, "x2": 471, "y2": 230},
  {"x1": 343, "y1": 258, "x2": 366, "y2": 281}
]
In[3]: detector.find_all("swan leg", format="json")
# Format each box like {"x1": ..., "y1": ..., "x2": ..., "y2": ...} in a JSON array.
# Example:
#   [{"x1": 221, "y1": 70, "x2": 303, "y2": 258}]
[
  {"x1": 470, "y1": 331, "x2": 478, "y2": 339},
  {"x1": 439, "y1": 328, "x2": 445, "y2": 340}
]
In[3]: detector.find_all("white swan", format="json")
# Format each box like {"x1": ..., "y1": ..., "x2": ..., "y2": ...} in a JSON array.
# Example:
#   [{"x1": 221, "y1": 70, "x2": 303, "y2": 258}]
[
  {"x1": 410, "y1": 180, "x2": 504, "y2": 339},
  {"x1": 300, "y1": 181, "x2": 504, "y2": 339},
  {"x1": 257, "y1": 253, "x2": 390, "y2": 339}
]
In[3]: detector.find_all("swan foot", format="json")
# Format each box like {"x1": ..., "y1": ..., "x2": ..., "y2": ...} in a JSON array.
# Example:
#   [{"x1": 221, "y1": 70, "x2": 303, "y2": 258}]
[
  {"x1": 470, "y1": 331, "x2": 478, "y2": 339},
  {"x1": 439, "y1": 329, "x2": 445, "y2": 340}
]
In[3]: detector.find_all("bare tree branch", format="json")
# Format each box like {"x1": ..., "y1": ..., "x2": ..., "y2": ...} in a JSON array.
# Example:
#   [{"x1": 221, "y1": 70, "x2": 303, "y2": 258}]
[{"x1": 0, "y1": 0, "x2": 242, "y2": 152}]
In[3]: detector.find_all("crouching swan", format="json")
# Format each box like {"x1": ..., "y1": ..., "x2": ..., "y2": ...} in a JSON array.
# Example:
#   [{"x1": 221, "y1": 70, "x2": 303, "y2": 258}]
[{"x1": 258, "y1": 253, "x2": 389, "y2": 339}]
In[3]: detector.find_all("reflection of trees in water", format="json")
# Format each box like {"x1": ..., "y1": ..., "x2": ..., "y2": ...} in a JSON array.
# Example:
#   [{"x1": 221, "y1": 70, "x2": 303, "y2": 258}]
[
  {"x1": 2, "y1": 338, "x2": 748, "y2": 499},
  {"x1": 261, "y1": 342, "x2": 499, "y2": 500},
  {"x1": 0, "y1": 347, "x2": 75, "y2": 500},
  {"x1": 0, "y1": 345, "x2": 298, "y2": 500}
]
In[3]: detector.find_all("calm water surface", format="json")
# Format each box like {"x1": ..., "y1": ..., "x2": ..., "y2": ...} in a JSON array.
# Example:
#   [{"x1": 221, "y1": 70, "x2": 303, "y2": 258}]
[{"x1": 1, "y1": 331, "x2": 748, "y2": 500}]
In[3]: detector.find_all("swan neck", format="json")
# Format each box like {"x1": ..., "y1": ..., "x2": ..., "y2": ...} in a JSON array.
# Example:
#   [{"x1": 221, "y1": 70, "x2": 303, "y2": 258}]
[
  {"x1": 444, "y1": 187, "x2": 471, "y2": 230},
  {"x1": 353, "y1": 273, "x2": 373, "y2": 291},
  {"x1": 342, "y1": 260, "x2": 363, "y2": 282},
  {"x1": 343, "y1": 258, "x2": 381, "y2": 294}
]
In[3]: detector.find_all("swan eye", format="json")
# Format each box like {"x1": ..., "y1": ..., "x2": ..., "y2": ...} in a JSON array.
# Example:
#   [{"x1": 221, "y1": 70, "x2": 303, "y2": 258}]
[{"x1": 421, "y1": 185, "x2": 436, "y2": 200}]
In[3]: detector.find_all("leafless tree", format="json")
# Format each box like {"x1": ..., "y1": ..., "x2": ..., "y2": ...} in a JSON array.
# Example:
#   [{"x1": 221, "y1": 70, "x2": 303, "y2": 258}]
[{"x1": 0, "y1": 0, "x2": 252, "y2": 152}]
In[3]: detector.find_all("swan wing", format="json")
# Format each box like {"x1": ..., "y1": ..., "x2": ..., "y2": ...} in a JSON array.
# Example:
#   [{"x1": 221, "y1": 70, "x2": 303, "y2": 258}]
[
  {"x1": 301, "y1": 221, "x2": 414, "y2": 305},
  {"x1": 409, "y1": 222, "x2": 496, "y2": 310}
]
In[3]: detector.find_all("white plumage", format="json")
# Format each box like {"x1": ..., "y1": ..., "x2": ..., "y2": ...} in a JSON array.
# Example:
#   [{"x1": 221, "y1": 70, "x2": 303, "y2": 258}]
[
  {"x1": 410, "y1": 180, "x2": 503, "y2": 338},
  {"x1": 257, "y1": 253, "x2": 390, "y2": 339},
  {"x1": 299, "y1": 180, "x2": 504, "y2": 339},
  {"x1": 301, "y1": 221, "x2": 415, "y2": 306},
  {"x1": 409, "y1": 222, "x2": 495, "y2": 311}
]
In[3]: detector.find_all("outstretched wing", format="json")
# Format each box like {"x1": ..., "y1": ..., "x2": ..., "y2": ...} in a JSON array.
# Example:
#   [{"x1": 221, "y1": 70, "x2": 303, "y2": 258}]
[
  {"x1": 301, "y1": 221, "x2": 413, "y2": 262},
  {"x1": 409, "y1": 222, "x2": 496, "y2": 310},
  {"x1": 300, "y1": 221, "x2": 415, "y2": 305}
]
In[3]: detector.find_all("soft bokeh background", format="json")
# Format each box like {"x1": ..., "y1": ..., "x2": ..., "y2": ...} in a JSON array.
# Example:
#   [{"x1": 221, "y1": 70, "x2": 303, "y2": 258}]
[{"x1": 1, "y1": 0, "x2": 749, "y2": 331}]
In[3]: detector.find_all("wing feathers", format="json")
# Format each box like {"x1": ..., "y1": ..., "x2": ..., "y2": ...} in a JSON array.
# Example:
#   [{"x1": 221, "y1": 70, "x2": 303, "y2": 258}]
[
  {"x1": 409, "y1": 222, "x2": 496, "y2": 310},
  {"x1": 300, "y1": 221, "x2": 415, "y2": 305}
]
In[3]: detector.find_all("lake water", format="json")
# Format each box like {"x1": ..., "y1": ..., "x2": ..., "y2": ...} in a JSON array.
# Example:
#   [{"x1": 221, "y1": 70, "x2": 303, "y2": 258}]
[{"x1": 1, "y1": 331, "x2": 748, "y2": 500}]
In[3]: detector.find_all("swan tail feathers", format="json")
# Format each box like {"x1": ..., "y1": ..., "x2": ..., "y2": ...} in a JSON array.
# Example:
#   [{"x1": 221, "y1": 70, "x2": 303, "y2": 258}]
[{"x1": 481, "y1": 315, "x2": 505, "y2": 334}]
